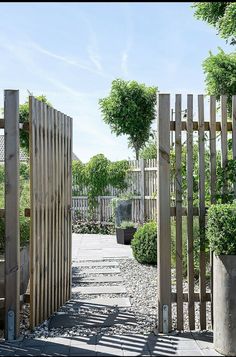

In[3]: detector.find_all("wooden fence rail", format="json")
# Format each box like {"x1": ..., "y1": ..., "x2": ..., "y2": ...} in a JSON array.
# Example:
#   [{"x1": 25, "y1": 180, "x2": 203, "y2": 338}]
[{"x1": 157, "y1": 93, "x2": 236, "y2": 332}]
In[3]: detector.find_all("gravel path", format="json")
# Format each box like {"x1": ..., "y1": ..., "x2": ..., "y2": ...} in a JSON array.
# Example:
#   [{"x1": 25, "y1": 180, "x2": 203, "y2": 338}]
[{"x1": 16, "y1": 257, "x2": 212, "y2": 340}]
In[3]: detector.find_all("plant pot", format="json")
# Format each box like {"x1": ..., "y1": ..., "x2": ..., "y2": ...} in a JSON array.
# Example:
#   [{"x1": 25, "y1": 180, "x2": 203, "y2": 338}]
[
  {"x1": 116, "y1": 227, "x2": 137, "y2": 245},
  {"x1": 115, "y1": 200, "x2": 132, "y2": 227},
  {"x1": 213, "y1": 254, "x2": 236, "y2": 356}
]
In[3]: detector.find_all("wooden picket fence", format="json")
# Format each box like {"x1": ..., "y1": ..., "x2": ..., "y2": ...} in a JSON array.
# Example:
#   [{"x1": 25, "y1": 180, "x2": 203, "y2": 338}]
[
  {"x1": 72, "y1": 159, "x2": 157, "y2": 223},
  {"x1": 29, "y1": 97, "x2": 73, "y2": 328},
  {"x1": 157, "y1": 93, "x2": 236, "y2": 332}
]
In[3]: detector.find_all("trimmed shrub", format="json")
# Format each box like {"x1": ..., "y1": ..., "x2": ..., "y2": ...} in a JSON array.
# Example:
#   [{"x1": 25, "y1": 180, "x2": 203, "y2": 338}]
[
  {"x1": 131, "y1": 221, "x2": 157, "y2": 264},
  {"x1": 207, "y1": 203, "x2": 236, "y2": 255}
]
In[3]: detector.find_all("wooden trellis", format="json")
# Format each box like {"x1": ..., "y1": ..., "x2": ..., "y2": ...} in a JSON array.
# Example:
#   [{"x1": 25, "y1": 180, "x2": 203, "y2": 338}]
[{"x1": 157, "y1": 93, "x2": 236, "y2": 332}]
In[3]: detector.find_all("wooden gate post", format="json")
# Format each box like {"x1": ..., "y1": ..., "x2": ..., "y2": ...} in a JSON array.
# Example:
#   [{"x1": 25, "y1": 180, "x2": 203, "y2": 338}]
[
  {"x1": 157, "y1": 94, "x2": 172, "y2": 333},
  {"x1": 4, "y1": 90, "x2": 20, "y2": 340}
]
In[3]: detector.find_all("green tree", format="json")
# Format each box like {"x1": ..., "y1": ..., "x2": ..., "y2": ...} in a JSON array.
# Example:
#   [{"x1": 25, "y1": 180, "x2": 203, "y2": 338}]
[
  {"x1": 202, "y1": 49, "x2": 236, "y2": 111},
  {"x1": 19, "y1": 95, "x2": 51, "y2": 155},
  {"x1": 193, "y1": 2, "x2": 236, "y2": 45},
  {"x1": 99, "y1": 79, "x2": 157, "y2": 159}
]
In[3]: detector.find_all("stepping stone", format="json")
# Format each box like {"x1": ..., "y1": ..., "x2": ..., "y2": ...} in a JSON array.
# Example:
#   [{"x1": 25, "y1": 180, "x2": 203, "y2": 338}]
[
  {"x1": 72, "y1": 285, "x2": 126, "y2": 295},
  {"x1": 76, "y1": 268, "x2": 121, "y2": 275},
  {"x1": 49, "y1": 310, "x2": 137, "y2": 330},
  {"x1": 69, "y1": 297, "x2": 131, "y2": 308},
  {"x1": 73, "y1": 275, "x2": 123, "y2": 283},
  {"x1": 77, "y1": 261, "x2": 119, "y2": 267}
]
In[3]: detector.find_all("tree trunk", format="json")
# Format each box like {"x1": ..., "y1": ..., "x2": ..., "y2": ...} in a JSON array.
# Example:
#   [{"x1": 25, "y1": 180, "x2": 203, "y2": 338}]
[{"x1": 135, "y1": 149, "x2": 139, "y2": 160}]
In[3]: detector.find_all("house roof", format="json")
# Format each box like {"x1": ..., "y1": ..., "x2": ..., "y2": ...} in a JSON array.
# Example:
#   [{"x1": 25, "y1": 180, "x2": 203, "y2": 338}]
[{"x1": 0, "y1": 135, "x2": 79, "y2": 162}]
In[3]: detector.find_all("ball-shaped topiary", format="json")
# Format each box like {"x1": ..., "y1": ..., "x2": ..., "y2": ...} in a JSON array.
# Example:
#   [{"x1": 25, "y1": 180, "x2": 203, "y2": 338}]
[{"x1": 131, "y1": 221, "x2": 157, "y2": 264}]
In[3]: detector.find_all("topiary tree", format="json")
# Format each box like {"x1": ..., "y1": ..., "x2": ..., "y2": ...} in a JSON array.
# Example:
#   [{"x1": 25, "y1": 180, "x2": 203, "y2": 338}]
[
  {"x1": 99, "y1": 79, "x2": 157, "y2": 159},
  {"x1": 192, "y1": 2, "x2": 236, "y2": 45},
  {"x1": 131, "y1": 221, "x2": 157, "y2": 264},
  {"x1": 202, "y1": 49, "x2": 236, "y2": 113},
  {"x1": 19, "y1": 95, "x2": 51, "y2": 155}
]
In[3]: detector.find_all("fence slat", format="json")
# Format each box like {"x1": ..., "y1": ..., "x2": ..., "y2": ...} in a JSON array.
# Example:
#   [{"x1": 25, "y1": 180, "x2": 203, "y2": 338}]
[
  {"x1": 175, "y1": 94, "x2": 183, "y2": 330},
  {"x1": 187, "y1": 94, "x2": 195, "y2": 330},
  {"x1": 221, "y1": 95, "x2": 228, "y2": 202},
  {"x1": 4, "y1": 90, "x2": 20, "y2": 339},
  {"x1": 210, "y1": 96, "x2": 216, "y2": 328},
  {"x1": 232, "y1": 96, "x2": 236, "y2": 197},
  {"x1": 157, "y1": 94, "x2": 171, "y2": 332},
  {"x1": 198, "y1": 95, "x2": 206, "y2": 330}
]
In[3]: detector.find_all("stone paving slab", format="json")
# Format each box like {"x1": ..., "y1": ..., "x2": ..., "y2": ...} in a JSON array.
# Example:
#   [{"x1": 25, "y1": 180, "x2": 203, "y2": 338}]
[
  {"x1": 70, "y1": 297, "x2": 131, "y2": 308},
  {"x1": 77, "y1": 261, "x2": 119, "y2": 267},
  {"x1": 73, "y1": 285, "x2": 126, "y2": 295},
  {"x1": 75, "y1": 268, "x2": 121, "y2": 275},
  {"x1": 49, "y1": 311, "x2": 137, "y2": 330},
  {"x1": 73, "y1": 275, "x2": 123, "y2": 283}
]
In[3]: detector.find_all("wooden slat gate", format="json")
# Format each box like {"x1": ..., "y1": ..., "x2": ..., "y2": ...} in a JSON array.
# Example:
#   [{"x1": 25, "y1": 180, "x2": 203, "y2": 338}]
[
  {"x1": 157, "y1": 93, "x2": 236, "y2": 332},
  {"x1": 29, "y1": 96, "x2": 73, "y2": 328}
]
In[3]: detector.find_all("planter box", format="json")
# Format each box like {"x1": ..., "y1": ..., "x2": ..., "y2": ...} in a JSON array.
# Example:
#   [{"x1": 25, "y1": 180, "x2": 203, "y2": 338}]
[
  {"x1": 214, "y1": 254, "x2": 236, "y2": 356},
  {"x1": 0, "y1": 244, "x2": 30, "y2": 328},
  {"x1": 116, "y1": 227, "x2": 137, "y2": 245}
]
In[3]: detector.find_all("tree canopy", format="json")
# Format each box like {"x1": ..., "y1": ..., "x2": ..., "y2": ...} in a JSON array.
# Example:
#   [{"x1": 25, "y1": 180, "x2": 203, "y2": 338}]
[
  {"x1": 19, "y1": 95, "x2": 51, "y2": 154},
  {"x1": 99, "y1": 79, "x2": 157, "y2": 159},
  {"x1": 202, "y1": 49, "x2": 236, "y2": 111},
  {"x1": 193, "y1": 2, "x2": 236, "y2": 45}
]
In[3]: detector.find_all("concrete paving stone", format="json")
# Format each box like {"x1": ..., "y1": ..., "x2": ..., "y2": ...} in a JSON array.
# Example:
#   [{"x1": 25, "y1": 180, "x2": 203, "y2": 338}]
[
  {"x1": 13, "y1": 346, "x2": 43, "y2": 356},
  {"x1": 72, "y1": 297, "x2": 131, "y2": 307},
  {"x1": 49, "y1": 310, "x2": 136, "y2": 330},
  {"x1": 73, "y1": 285, "x2": 126, "y2": 295},
  {"x1": 77, "y1": 261, "x2": 119, "y2": 267},
  {"x1": 96, "y1": 342, "x2": 123, "y2": 356},
  {"x1": 73, "y1": 275, "x2": 123, "y2": 283},
  {"x1": 21, "y1": 338, "x2": 47, "y2": 347},
  {"x1": 70, "y1": 345, "x2": 96, "y2": 355},
  {"x1": 173, "y1": 340, "x2": 202, "y2": 351},
  {"x1": 70, "y1": 335, "x2": 97, "y2": 347},
  {"x1": 177, "y1": 350, "x2": 203, "y2": 356},
  {"x1": 42, "y1": 343, "x2": 70, "y2": 355},
  {"x1": 201, "y1": 348, "x2": 223, "y2": 356},
  {"x1": 75, "y1": 268, "x2": 121, "y2": 275}
]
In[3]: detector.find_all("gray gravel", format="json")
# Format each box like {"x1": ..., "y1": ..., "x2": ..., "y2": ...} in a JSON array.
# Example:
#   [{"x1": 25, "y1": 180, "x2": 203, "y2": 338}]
[{"x1": 18, "y1": 257, "x2": 212, "y2": 339}]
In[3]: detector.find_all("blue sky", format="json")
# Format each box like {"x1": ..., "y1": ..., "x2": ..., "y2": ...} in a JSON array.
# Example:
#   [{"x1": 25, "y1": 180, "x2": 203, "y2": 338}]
[{"x1": 0, "y1": 2, "x2": 231, "y2": 162}]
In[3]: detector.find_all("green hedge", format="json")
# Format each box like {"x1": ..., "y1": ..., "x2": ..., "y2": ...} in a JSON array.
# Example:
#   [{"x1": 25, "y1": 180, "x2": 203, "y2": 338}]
[
  {"x1": 131, "y1": 221, "x2": 157, "y2": 264},
  {"x1": 207, "y1": 203, "x2": 236, "y2": 255}
]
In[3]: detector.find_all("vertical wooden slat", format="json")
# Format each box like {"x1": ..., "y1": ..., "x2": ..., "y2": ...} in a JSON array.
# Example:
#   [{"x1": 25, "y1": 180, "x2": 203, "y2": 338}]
[
  {"x1": 157, "y1": 94, "x2": 171, "y2": 332},
  {"x1": 198, "y1": 94, "x2": 206, "y2": 330},
  {"x1": 68, "y1": 117, "x2": 73, "y2": 300},
  {"x1": 63, "y1": 115, "x2": 68, "y2": 302},
  {"x1": 54, "y1": 109, "x2": 59, "y2": 311},
  {"x1": 35, "y1": 100, "x2": 41, "y2": 326},
  {"x1": 175, "y1": 94, "x2": 183, "y2": 330},
  {"x1": 210, "y1": 96, "x2": 216, "y2": 328},
  {"x1": 57, "y1": 112, "x2": 62, "y2": 307},
  {"x1": 29, "y1": 96, "x2": 36, "y2": 329},
  {"x1": 43, "y1": 102, "x2": 49, "y2": 321},
  {"x1": 39, "y1": 101, "x2": 45, "y2": 324},
  {"x1": 232, "y1": 96, "x2": 236, "y2": 197},
  {"x1": 60, "y1": 114, "x2": 65, "y2": 306},
  {"x1": 140, "y1": 158, "x2": 145, "y2": 224},
  {"x1": 4, "y1": 90, "x2": 20, "y2": 339},
  {"x1": 187, "y1": 94, "x2": 195, "y2": 330},
  {"x1": 47, "y1": 105, "x2": 52, "y2": 317},
  {"x1": 221, "y1": 95, "x2": 228, "y2": 202}
]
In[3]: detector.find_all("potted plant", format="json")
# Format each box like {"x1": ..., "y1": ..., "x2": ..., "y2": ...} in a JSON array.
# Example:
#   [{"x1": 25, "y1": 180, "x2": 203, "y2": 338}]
[
  {"x1": 116, "y1": 221, "x2": 137, "y2": 245},
  {"x1": 207, "y1": 204, "x2": 236, "y2": 356}
]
